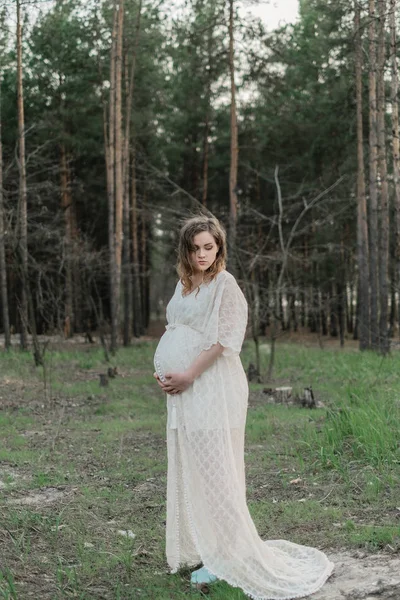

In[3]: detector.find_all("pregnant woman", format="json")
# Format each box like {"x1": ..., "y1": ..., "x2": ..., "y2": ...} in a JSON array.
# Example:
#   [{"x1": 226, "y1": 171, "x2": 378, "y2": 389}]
[{"x1": 153, "y1": 214, "x2": 334, "y2": 599}]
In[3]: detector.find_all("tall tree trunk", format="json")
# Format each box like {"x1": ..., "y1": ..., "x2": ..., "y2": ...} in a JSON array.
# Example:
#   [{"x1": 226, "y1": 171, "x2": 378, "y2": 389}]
[
  {"x1": 16, "y1": 0, "x2": 28, "y2": 349},
  {"x1": 354, "y1": 285, "x2": 360, "y2": 340},
  {"x1": 330, "y1": 282, "x2": 338, "y2": 337},
  {"x1": 377, "y1": 0, "x2": 389, "y2": 354},
  {"x1": 68, "y1": 162, "x2": 81, "y2": 332},
  {"x1": 348, "y1": 276, "x2": 355, "y2": 334},
  {"x1": 131, "y1": 147, "x2": 142, "y2": 337},
  {"x1": 202, "y1": 112, "x2": 210, "y2": 207},
  {"x1": 389, "y1": 0, "x2": 400, "y2": 337},
  {"x1": 122, "y1": 53, "x2": 132, "y2": 346},
  {"x1": 259, "y1": 264, "x2": 270, "y2": 331},
  {"x1": 355, "y1": 0, "x2": 370, "y2": 350},
  {"x1": 347, "y1": 285, "x2": 351, "y2": 333},
  {"x1": 202, "y1": 9, "x2": 214, "y2": 206},
  {"x1": 389, "y1": 259, "x2": 396, "y2": 337},
  {"x1": 228, "y1": 0, "x2": 238, "y2": 276},
  {"x1": 122, "y1": 0, "x2": 142, "y2": 345},
  {"x1": 122, "y1": 202, "x2": 131, "y2": 345},
  {"x1": 114, "y1": 0, "x2": 124, "y2": 348},
  {"x1": 321, "y1": 289, "x2": 328, "y2": 337},
  {"x1": 300, "y1": 290, "x2": 306, "y2": 328},
  {"x1": 279, "y1": 291, "x2": 285, "y2": 331},
  {"x1": 338, "y1": 238, "x2": 346, "y2": 347},
  {"x1": 140, "y1": 198, "x2": 148, "y2": 332},
  {"x1": 338, "y1": 281, "x2": 345, "y2": 347},
  {"x1": 249, "y1": 262, "x2": 261, "y2": 376},
  {"x1": 309, "y1": 253, "x2": 319, "y2": 333},
  {"x1": 301, "y1": 238, "x2": 308, "y2": 328},
  {"x1": 0, "y1": 78, "x2": 10, "y2": 349},
  {"x1": 60, "y1": 144, "x2": 74, "y2": 338},
  {"x1": 106, "y1": 4, "x2": 118, "y2": 352},
  {"x1": 368, "y1": 0, "x2": 380, "y2": 350},
  {"x1": 288, "y1": 292, "x2": 298, "y2": 332}
]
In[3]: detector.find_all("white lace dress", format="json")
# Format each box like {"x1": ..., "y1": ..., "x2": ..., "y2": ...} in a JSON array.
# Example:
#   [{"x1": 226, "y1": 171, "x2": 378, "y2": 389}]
[{"x1": 154, "y1": 269, "x2": 334, "y2": 600}]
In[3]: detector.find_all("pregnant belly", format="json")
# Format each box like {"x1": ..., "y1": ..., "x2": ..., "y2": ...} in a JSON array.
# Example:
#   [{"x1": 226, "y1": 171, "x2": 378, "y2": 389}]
[{"x1": 154, "y1": 325, "x2": 202, "y2": 382}]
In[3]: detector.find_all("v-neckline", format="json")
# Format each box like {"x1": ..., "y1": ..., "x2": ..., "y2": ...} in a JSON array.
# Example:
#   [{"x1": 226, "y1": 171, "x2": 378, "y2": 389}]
[{"x1": 181, "y1": 280, "x2": 204, "y2": 298}]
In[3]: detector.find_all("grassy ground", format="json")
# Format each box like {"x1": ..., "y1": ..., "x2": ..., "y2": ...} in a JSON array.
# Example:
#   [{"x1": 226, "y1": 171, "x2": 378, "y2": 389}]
[{"x1": 0, "y1": 339, "x2": 399, "y2": 599}]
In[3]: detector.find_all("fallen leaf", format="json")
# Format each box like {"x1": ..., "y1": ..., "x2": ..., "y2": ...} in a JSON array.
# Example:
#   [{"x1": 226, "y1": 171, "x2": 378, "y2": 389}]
[
  {"x1": 51, "y1": 524, "x2": 67, "y2": 531},
  {"x1": 117, "y1": 529, "x2": 136, "y2": 539}
]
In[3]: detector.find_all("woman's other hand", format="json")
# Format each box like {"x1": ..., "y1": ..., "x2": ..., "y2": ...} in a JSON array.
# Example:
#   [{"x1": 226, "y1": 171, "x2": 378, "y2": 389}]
[
  {"x1": 153, "y1": 372, "x2": 167, "y2": 390},
  {"x1": 154, "y1": 371, "x2": 194, "y2": 395}
]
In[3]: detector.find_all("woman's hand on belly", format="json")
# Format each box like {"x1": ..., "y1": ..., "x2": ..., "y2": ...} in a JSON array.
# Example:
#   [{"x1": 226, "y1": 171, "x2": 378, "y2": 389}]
[{"x1": 153, "y1": 370, "x2": 194, "y2": 395}]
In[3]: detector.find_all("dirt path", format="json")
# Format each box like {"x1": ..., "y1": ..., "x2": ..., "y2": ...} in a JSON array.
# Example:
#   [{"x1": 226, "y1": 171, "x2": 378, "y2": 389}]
[{"x1": 307, "y1": 550, "x2": 400, "y2": 599}]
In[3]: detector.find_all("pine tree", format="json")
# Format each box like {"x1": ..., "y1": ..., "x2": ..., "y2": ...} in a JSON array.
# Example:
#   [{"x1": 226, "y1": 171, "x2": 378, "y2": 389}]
[
  {"x1": 354, "y1": 0, "x2": 370, "y2": 350},
  {"x1": 368, "y1": 0, "x2": 380, "y2": 350}
]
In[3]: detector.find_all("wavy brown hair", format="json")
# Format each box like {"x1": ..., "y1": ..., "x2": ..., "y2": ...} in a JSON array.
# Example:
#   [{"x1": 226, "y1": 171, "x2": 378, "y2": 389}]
[{"x1": 176, "y1": 214, "x2": 227, "y2": 296}]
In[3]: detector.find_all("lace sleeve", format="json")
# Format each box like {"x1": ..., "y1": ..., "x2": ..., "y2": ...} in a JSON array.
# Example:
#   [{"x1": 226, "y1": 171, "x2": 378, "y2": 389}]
[{"x1": 201, "y1": 273, "x2": 248, "y2": 357}]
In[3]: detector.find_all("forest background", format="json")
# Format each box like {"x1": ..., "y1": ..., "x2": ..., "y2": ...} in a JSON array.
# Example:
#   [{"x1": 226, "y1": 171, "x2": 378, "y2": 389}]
[
  {"x1": 0, "y1": 0, "x2": 399, "y2": 364},
  {"x1": 1, "y1": 2, "x2": 400, "y2": 599}
]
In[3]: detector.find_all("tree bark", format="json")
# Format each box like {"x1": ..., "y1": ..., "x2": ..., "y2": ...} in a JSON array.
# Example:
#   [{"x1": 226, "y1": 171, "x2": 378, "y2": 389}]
[
  {"x1": 122, "y1": 0, "x2": 142, "y2": 345},
  {"x1": 228, "y1": 0, "x2": 238, "y2": 277},
  {"x1": 288, "y1": 292, "x2": 298, "y2": 332},
  {"x1": 114, "y1": 0, "x2": 124, "y2": 348},
  {"x1": 354, "y1": 284, "x2": 360, "y2": 340},
  {"x1": 389, "y1": 259, "x2": 396, "y2": 337},
  {"x1": 122, "y1": 52, "x2": 131, "y2": 346},
  {"x1": 321, "y1": 289, "x2": 327, "y2": 337},
  {"x1": 202, "y1": 113, "x2": 210, "y2": 207},
  {"x1": 368, "y1": 0, "x2": 380, "y2": 351},
  {"x1": 338, "y1": 281, "x2": 345, "y2": 347},
  {"x1": 202, "y1": 8, "x2": 214, "y2": 207},
  {"x1": 355, "y1": 0, "x2": 370, "y2": 350},
  {"x1": 338, "y1": 238, "x2": 346, "y2": 347},
  {"x1": 279, "y1": 291, "x2": 285, "y2": 331},
  {"x1": 389, "y1": 0, "x2": 400, "y2": 338},
  {"x1": 300, "y1": 289, "x2": 306, "y2": 328},
  {"x1": 0, "y1": 78, "x2": 10, "y2": 349},
  {"x1": 106, "y1": 3, "x2": 118, "y2": 352},
  {"x1": 16, "y1": 0, "x2": 28, "y2": 349},
  {"x1": 131, "y1": 147, "x2": 142, "y2": 337},
  {"x1": 330, "y1": 282, "x2": 338, "y2": 337},
  {"x1": 60, "y1": 144, "x2": 74, "y2": 338},
  {"x1": 377, "y1": 0, "x2": 389, "y2": 354},
  {"x1": 68, "y1": 162, "x2": 81, "y2": 332},
  {"x1": 249, "y1": 261, "x2": 261, "y2": 376},
  {"x1": 140, "y1": 196, "x2": 148, "y2": 332}
]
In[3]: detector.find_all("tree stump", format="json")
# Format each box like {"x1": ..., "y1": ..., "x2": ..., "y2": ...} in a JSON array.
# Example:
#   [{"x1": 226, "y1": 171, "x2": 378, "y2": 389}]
[
  {"x1": 302, "y1": 386, "x2": 316, "y2": 408},
  {"x1": 274, "y1": 387, "x2": 293, "y2": 404},
  {"x1": 99, "y1": 373, "x2": 109, "y2": 387},
  {"x1": 108, "y1": 366, "x2": 118, "y2": 378},
  {"x1": 294, "y1": 386, "x2": 316, "y2": 408},
  {"x1": 247, "y1": 362, "x2": 261, "y2": 382}
]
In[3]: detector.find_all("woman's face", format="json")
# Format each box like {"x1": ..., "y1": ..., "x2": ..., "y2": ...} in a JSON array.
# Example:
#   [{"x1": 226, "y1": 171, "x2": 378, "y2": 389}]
[{"x1": 190, "y1": 231, "x2": 219, "y2": 274}]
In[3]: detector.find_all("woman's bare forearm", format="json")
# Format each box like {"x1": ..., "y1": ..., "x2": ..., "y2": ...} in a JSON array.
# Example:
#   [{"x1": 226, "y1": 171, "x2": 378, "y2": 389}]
[{"x1": 186, "y1": 342, "x2": 224, "y2": 382}]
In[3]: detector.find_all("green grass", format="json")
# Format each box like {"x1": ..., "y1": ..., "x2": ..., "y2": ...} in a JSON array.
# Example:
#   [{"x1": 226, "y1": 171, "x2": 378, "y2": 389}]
[
  {"x1": 0, "y1": 568, "x2": 18, "y2": 600},
  {"x1": 0, "y1": 339, "x2": 399, "y2": 598}
]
